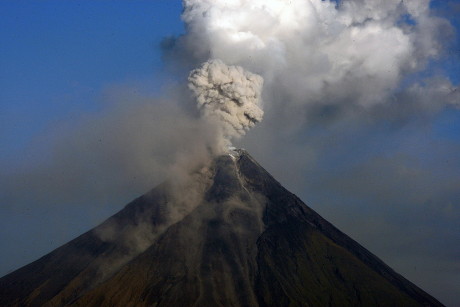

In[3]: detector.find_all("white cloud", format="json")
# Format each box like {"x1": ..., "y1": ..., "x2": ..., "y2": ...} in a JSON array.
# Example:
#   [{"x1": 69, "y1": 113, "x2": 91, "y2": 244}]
[{"x1": 181, "y1": 0, "x2": 455, "y2": 129}]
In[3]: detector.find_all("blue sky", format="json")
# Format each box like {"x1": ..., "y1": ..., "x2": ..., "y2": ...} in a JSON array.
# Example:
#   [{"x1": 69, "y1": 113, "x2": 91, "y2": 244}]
[
  {"x1": 0, "y1": 1, "x2": 183, "y2": 162},
  {"x1": 1, "y1": 1, "x2": 459, "y2": 306}
]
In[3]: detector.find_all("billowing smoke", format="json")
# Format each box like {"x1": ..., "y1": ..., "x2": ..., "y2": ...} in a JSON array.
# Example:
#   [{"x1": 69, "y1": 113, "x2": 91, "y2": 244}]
[
  {"x1": 188, "y1": 59, "x2": 263, "y2": 147},
  {"x1": 178, "y1": 0, "x2": 457, "y2": 131}
]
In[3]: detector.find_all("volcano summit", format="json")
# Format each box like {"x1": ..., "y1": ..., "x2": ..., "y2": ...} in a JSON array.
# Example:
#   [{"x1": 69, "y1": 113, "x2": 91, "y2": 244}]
[{"x1": 0, "y1": 149, "x2": 443, "y2": 306}]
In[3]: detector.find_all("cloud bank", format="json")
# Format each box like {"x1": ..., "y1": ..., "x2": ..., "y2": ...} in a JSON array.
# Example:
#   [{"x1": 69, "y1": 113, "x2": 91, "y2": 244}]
[{"x1": 179, "y1": 0, "x2": 456, "y2": 112}]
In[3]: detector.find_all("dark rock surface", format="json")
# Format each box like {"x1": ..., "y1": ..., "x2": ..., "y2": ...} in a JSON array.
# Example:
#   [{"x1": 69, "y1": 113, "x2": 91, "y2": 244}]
[{"x1": 0, "y1": 150, "x2": 444, "y2": 306}]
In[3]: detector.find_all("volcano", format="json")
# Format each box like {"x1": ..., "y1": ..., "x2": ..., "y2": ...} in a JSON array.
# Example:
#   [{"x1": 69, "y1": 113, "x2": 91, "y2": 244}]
[{"x1": 0, "y1": 149, "x2": 444, "y2": 306}]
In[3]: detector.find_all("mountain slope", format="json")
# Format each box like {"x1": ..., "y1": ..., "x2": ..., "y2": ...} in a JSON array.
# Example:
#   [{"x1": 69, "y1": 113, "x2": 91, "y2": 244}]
[{"x1": 0, "y1": 149, "x2": 444, "y2": 306}]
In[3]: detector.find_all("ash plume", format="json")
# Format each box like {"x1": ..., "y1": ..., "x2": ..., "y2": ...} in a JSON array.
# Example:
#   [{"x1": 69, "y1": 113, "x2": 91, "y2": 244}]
[
  {"x1": 179, "y1": 0, "x2": 458, "y2": 127},
  {"x1": 188, "y1": 59, "x2": 264, "y2": 148}
]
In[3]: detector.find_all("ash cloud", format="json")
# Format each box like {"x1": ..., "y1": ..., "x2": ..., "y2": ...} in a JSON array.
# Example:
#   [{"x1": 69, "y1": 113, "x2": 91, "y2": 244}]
[
  {"x1": 177, "y1": 0, "x2": 457, "y2": 123},
  {"x1": 188, "y1": 59, "x2": 264, "y2": 148},
  {"x1": 0, "y1": 89, "x2": 218, "y2": 212}
]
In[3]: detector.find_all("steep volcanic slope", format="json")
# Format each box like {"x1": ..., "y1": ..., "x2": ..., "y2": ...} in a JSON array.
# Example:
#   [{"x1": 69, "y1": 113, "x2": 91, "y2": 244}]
[
  {"x1": 0, "y1": 182, "x2": 173, "y2": 307},
  {"x1": 0, "y1": 150, "x2": 444, "y2": 306}
]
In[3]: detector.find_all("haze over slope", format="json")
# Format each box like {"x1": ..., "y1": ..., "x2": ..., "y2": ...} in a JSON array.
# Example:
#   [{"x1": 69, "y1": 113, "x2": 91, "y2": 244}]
[{"x1": 0, "y1": 150, "x2": 444, "y2": 307}]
